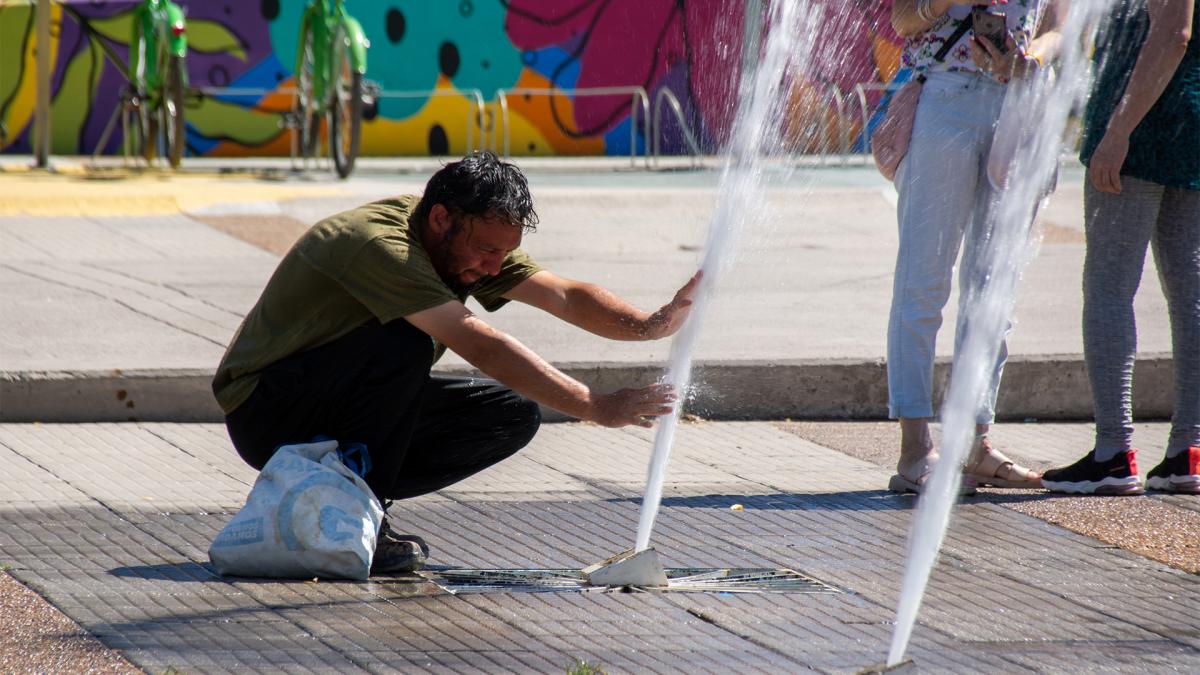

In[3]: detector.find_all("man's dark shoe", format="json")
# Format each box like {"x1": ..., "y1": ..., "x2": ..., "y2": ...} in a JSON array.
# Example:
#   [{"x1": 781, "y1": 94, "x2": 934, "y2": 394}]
[
  {"x1": 1146, "y1": 446, "x2": 1200, "y2": 494},
  {"x1": 1042, "y1": 449, "x2": 1144, "y2": 495},
  {"x1": 370, "y1": 519, "x2": 429, "y2": 574}
]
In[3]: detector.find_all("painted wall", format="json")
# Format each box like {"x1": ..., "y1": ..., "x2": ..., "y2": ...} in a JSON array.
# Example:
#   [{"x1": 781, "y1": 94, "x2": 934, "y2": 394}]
[{"x1": 0, "y1": 1, "x2": 903, "y2": 158}]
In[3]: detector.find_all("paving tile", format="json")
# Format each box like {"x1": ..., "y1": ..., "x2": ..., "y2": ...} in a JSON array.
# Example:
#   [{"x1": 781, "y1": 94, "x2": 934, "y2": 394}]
[{"x1": 2, "y1": 421, "x2": 1199, "y2": 673}]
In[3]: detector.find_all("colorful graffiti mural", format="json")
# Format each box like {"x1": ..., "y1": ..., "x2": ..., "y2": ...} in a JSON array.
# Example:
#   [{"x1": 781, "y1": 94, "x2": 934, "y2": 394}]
[{"x1": 0, "y1": 0, "x2": 904, "y2": 158}]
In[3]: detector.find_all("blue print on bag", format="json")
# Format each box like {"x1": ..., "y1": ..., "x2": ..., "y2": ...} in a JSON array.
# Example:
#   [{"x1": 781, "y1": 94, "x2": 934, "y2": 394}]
[
  {"x1": 309, "y1": 435, "x2": 372, "y2": 478},
  {"x1": 277, "y1": 473, "x2": 375, "y2": 551},
  {"x1": 336, "y1": 442, "x2": 372, "y2": 478},
  {"x1": 319, "y1": 505, "x2": 360, "y2": 543},
  {"x1": 211, "y1": 516, "x2": 264, "y2": 548}
]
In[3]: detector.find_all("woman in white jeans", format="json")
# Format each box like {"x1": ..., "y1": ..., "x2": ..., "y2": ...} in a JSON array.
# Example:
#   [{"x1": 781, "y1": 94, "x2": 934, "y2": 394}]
[{"x1": 886, "y1": 0, "x2": 1066, "y2": 493}]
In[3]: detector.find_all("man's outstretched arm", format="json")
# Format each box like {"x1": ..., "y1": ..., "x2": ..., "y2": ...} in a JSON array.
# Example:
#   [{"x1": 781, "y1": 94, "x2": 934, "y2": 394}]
[
  {"x1": 405, "y1": 300, "x2": 676, "y2": 428},
  {"x1": 503, "y1": 270, "x2": 702, "y2": 341}
]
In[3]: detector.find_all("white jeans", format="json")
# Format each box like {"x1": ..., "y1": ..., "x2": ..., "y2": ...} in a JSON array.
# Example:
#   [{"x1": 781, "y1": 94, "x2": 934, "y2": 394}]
[{"x1": 887, "y1": 71, "x2": 1009, "y2": 423}]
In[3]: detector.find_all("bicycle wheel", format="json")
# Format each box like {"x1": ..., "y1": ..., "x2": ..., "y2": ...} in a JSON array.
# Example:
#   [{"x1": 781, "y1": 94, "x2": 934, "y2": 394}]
[
  {"x1": 136, "y1": 91, "x2": 157, "y2": 162},
  {"x1": 293, "y1": 26, "x2": 320, "y2": 159},
  {"x1": 129, "y1": 18, "x2": 155, "y2": 163},
  {"x1": 160, "y1": 54, "x2": 186, "y2": 168},
  {"x1": 328, "y1": 26, "x2": 362, "y2": 179}
]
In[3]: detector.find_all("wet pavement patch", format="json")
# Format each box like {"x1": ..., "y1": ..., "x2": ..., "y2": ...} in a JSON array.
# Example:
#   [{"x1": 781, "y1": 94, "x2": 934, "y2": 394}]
[{"x1": 418, "y1": 567, "x2": 845, "y2": 595}]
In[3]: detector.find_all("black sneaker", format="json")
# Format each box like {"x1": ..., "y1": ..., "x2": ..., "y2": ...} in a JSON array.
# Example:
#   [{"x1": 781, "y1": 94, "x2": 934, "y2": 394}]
[
  {"x1": 370, "y1": 518, "x2": 429, "y2": 574},
  {"x1": 1146, "y1": 446, "x2": 1200, "y2": 494},
  {"x1": 1041, "y1": 449, "x2": 1144, "y2": 495}
]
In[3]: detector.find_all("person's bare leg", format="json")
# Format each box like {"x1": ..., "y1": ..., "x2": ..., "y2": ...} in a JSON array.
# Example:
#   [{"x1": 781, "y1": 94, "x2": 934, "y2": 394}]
[{"x1": 898, "y1": 417, "x2": 935, "y2": 479}]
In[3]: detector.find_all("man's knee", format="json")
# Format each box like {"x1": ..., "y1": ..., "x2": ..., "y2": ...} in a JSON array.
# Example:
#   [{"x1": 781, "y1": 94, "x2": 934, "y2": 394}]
[
  {"x1": 507, "y1": 395, "x2": 542, "y2": 449},
  {"x1": 488, "y1": 393, "x2": 541, "y2": 458}
]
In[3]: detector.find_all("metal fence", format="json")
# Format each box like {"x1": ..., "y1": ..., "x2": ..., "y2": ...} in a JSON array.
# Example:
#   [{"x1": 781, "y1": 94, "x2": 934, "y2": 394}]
[{"x1": 81, "y1": 80, "x2": 882, "y2": 171}]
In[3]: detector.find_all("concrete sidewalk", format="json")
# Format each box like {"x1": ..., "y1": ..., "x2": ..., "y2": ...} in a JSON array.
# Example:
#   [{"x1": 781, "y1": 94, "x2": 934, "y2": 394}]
[
  {"x1": 1, "y1": 419, "x2": 1197, "y2": 673},
  {"x1": 1, "y1": 158, "x2": 1196, "y2": 674},
  {"x1": 0, "y1": 158, "x2": 1177, "y2": 423}
]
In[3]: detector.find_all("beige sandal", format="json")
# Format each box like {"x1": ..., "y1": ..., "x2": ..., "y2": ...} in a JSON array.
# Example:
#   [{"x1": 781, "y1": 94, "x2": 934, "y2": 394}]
[
  {"x1": 888, "y1": 457, "x2": 978, "y2": 496},
  {"x1": 964, "y1": 438, "x2": 1042, "y2": 488}
]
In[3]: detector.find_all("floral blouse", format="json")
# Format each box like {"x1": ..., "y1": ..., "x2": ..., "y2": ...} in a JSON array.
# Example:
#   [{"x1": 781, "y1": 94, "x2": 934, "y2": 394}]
[{"x1": 901, "y1": 0, "x2": 1046, "y2": 81}]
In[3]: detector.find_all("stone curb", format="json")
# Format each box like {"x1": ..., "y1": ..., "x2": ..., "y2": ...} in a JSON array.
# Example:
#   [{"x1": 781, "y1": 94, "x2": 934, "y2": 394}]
[{"x1": 0, "y1": 354, "x2": 1173, "y2": 423}]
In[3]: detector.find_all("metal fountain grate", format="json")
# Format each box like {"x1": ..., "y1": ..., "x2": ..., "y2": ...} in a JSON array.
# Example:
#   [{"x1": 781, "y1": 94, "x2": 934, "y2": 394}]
[{"x1": 418, "y1": 567, "x2": 845, "y2": 595}]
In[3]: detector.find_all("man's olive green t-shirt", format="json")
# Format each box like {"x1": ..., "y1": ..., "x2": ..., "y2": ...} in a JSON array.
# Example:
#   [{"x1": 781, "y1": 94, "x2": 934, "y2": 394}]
[{"x1": 212, "y1": 195, "x2": 541, "y2": 414}]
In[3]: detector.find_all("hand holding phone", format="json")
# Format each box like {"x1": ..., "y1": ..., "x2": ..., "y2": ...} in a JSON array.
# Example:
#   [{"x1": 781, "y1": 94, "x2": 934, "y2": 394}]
[{"x1": 971, "y1": 7, "x2": 1010, "y2": 55}]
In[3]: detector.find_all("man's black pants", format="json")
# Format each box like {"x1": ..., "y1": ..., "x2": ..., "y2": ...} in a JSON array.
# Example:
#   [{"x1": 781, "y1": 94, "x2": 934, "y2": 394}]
[{"x1": 225, "y1": 319, "x2": 541, "y2": 501}]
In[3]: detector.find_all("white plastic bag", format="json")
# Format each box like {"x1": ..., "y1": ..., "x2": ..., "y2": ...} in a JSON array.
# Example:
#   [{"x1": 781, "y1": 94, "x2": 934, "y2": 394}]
[{"x1": 209, "y1": 439, "x2": 383, "y2": 580}]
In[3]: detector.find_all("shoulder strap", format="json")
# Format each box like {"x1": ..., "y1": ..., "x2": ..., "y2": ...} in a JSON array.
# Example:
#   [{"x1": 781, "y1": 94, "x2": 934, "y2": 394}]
[{"x1": 933, "y1": 15, "x2": 975, "y2": 61}]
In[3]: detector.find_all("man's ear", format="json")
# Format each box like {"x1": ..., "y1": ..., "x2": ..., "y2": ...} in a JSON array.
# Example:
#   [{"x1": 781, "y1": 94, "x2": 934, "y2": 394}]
[{"x1": 427, "y1": 204, "x2": 451, "y2": 236}]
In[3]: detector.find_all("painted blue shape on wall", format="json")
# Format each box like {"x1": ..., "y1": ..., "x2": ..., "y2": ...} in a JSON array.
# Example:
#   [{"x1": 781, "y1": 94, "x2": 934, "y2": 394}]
[
  {"x1": 186, "y1": 125, "x2": 219, "y2": 156},
  {"x1": 217, "y1": 53, "x2": 291, "y2": 107},
  {"x1": 523, "y1": 46, "x2": 579, "y2": 90},
  {"x1": 603, "y1": 116, "x2": 646, "y2": 157}
]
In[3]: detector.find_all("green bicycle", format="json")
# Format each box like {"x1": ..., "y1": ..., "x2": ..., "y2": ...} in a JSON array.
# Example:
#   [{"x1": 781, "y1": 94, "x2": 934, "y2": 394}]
[
  {"x1": 293, "y1": 0, "x2": 369, "y2": 179},
  {"x1": 128, "y1": 0, "x2": 188, "y2": 167}
]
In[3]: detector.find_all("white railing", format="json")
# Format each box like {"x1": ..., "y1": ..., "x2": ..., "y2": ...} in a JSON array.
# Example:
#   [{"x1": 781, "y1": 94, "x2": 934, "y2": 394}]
[
  {"x1": 188, "y1": 85, "x2": 489, "y2": 167},
  {"x1": 89, "y1": 81, "x2": 887, "y2": 168},
  {"x1": 491, "y1": 86, "x2": 651, "y2": 167},
  {"x1": 651, "y1": 87, "x2": 704, "y2": 167},
  {"x1": 370, "y1": 87, "x2": 487, "y2": 154},
  {"x1": 825, "y1": 83, "x2": 850, "y2": 165}
]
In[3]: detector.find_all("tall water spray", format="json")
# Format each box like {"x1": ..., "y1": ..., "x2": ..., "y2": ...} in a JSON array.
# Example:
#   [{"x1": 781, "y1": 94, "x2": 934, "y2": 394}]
[
  {"x1": 634, "y1": 0, "x2": 819, "y2": 552},
  {"x1": 887, "y1": 0, "x2": 1119, "y2": 665}
]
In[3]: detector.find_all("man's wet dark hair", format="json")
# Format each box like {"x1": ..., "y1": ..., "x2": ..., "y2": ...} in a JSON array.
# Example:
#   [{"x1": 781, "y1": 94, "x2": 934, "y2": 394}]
[{"x1": 413, "y1": 151, "x2": 538, "y2": 232}]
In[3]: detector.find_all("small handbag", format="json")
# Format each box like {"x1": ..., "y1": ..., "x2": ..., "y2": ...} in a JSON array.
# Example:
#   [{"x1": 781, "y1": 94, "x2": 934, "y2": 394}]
[
  {"x1": 870, "y1": 18, "x2": 974, "y2": 181},
  {"x1": 871, "y1": 75, "x2": 925, "y2": 181}
]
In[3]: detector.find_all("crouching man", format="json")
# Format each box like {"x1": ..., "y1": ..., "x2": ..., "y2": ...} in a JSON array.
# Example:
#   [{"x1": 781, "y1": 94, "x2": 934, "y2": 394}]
[{"x1": 213, "y1": 152, "x2": 699, "y2": 574}]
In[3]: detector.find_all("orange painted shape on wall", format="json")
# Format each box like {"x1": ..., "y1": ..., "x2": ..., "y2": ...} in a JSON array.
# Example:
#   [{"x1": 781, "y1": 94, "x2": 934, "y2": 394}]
[
  {"x1": 503, "y1": 69, "x2": 604, "y2": 156},
  {"x1": 208, "y1": 131, "x2": 292, "y2": 157},
  {"x1": 782, "y1": 76, "x2": 863, "y2": 155},
  {"x1": 255, "y1": 79, "x2": 297, "y2": 115},
  {"x1": 873, "y1": 34, "x2": 903, "y2": 85}
]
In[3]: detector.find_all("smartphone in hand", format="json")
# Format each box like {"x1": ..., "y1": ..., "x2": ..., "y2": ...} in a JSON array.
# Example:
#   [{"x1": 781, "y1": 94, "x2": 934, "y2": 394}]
[{"x1": 971, "y1": 7, "x2": 1010, "y2": 54}]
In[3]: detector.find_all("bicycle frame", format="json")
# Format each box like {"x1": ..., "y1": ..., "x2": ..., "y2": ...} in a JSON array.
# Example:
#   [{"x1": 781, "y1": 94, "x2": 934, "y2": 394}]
[
  {"x1": 128, "y1": 0, "x2": 187, "y2": 93},
  {"x1": 297, "y1": 0, "x2": 368, "y2": 111}
]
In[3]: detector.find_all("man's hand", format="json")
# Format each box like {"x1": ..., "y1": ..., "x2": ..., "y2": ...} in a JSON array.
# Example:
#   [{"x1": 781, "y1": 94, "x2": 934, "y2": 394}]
[
  {"x1": 590, "y1": 383, "x2": 678, "y2": 428},
  {"x1": 640, "y1": 270, "x2": 702, "y2": 340},
  {"x1": 1089, "y1": 130, "x2": 1130, "y2": 194}
]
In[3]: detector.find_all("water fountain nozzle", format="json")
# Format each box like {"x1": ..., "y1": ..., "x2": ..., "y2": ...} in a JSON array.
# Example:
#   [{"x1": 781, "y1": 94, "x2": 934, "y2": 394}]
[{"x1": 582, "y1": 548, "x2": 668, "y2": 588}]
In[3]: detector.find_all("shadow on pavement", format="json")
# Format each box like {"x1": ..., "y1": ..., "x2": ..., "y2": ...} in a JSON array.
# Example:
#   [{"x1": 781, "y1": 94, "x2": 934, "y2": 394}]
[{"x1": 607, "y1": 488, "x2": 1100, "y2": 512}]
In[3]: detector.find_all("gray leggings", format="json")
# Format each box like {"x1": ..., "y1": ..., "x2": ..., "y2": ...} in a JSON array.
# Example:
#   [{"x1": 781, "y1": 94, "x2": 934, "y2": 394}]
[{"x1": 1083, "y1": 177, "x2": 1200, "y2": 459}]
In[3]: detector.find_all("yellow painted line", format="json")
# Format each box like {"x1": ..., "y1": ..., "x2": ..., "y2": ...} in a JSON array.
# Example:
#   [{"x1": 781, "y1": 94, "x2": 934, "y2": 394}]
[{"x1": 0, "y1": 171, "x2": 346, "y2": 216}]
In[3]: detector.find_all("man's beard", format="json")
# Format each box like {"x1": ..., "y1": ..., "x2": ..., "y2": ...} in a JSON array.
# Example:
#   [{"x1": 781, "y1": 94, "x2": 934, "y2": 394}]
[
  {"x1": 445, "y1": 274, "x2": 485, "y2": 296},
  {"x1": 435, "y1": 224, "x2": 488, "y2": 295}
]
